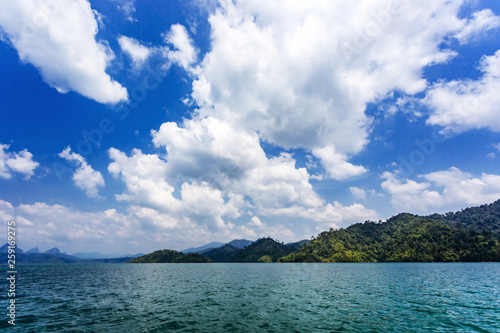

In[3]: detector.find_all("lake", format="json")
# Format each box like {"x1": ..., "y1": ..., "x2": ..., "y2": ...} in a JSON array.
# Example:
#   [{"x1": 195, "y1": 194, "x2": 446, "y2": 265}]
[{"x1": 1, "y1": 263, "x2": 499, "y2": 332}]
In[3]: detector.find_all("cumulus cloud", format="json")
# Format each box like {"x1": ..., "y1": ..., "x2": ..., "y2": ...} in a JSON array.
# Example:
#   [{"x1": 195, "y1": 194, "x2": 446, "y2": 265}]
[
  {"x1": 22, "y1": 0, "x2": 494, "y2": 247},
  {"x1": 180, "y1": 181, "x2": 239, "y2": 230},
  {"x1": 248, "y1": 216, "x2": 264, "y2": 228},
  {"x1": 381, "y1": 167, "x2": 500, "y2": 213},
  {"x1": 310, "y1": 202, "x2": 378, "y2": 228},
  {"x1": 9, "y1": 201, "x2": 143, "y2": 254},
  {"x1": 108, "y1": 0, "x2": 493, "y2": 232},
  {"x1": 163, "y1": 24, "x2": 198, "y2": 72},
  {"x1": 242, "y1": 216, "x2": 295, "y2": 241},
  {"x1": 108, "y1": 148, "x2": 180, "y2": 210},
  {"x1": 0, "y1": 143, "x2": 39, "y2": 179},
  {"x1": 0, "y1": 199, "x2": 298, "y2": 254},
  {"x1": 150, "y1": 117, "x2": 324, "y2": 215},
  {"x1": 0, "y1": 0, "x2": 128, "y2": 104},
  {"x1": 118, "y1": 35, "x2": 151, "y2": 67},
  {"x1": 313, "y1": 146, "x2": 368, "y2": 180},
  {"x1": 114, "y1": 24, "x2": 197, "y2": 75},
  {"x1": 455, "y1": 9, "x2": 500, "y2": 44},
  {"x1": 108, "y1": 117, "x2": 377, "y2": 234},
  {"x1": 189, "y1": 0, "x2": 489, "y2": 178},
  {"x1": 424, "y1": 50, "x2": 500, "y2": 133},
  {"x1": 349, "y1": 187, "x2": 367, "y2": 201},
  {"x1": 59, "y1": 147, "x2": 104, "y2": 198},
  {"x1": 0, "y1": 199, "x2": 14, "y2": 222}
]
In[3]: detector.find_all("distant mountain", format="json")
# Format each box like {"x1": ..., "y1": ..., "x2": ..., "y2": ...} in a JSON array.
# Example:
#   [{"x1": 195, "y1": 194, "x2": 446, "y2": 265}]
[
  {"x1": 0, "y1": 243, "x2": 146, "y2": 264},
  {"x1": 125, "y1": 253, "x2": 144, "y2": 259},
  {"x1": 181, "y1": 242, "x2": 226, "y2": 254},
  {"x1": 82, "y1": 257, "x2": 134, "y2": 264},
  {"x1": 203, "y1": 244, "x2": 241, "y2": 262},
  {"x1": 72, "y1": 251, "x2": 112, "y2": 259},
  {"x1": 13, "y1": 252, "x2": 80, "y2": 264},
  {"x1": 0, "y1": 243, "x2": 9, "y2": 253},
  {"x1": 0, "y1": 242, "x2": 132, "y2": 264},
  {"x1": 0, "y1": 243, "x2": 23, "y2": 253},
  {"x1": 188, "y1": 238, "x2": 303, "y2": 262},
  {"x1": 45, "y1": 247, "x2": 61, "y2": 255},
  {"x1": 0, "y1": 244, "x2": 81, "y2": 264},
  {"x1": 184, "y1": 239, "x2": 254, "y2": 255},
  {"x1": 225, "y1": 239, "x2": 254, "y2": 249},
  {"x1": 128, "y1": 249, "x2": 213, "y2": 263},
  {"x1": 72, "y1": 252, "x2": 144, "y2": 259}
]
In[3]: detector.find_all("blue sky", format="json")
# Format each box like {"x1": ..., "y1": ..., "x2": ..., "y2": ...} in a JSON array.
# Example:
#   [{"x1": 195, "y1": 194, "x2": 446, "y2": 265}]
[{"x1": 1, "y1": 0, "x2": 500, "y2": 254}]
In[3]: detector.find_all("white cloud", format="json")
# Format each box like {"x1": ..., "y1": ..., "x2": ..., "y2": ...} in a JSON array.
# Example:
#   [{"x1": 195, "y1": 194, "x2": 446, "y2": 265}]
[
  {"x1": 0, "y1": 199, "x2": 14, "y2": 222},
  {"x1": 425, "y1": 50, "x2": 500, "y2": 133},
  {"x1": 349, "y1": 187, "x2": 367, "y2": 201},
  {"x1": 0, "y1": 198, "x2": 298, "y2": 253},
  {"x1": 190, "y1": 0, "x2": 489, "y2": 178},
  {"x1": 0, "y1": 0, "x2": 128, "y2": 104},
  {"x1": 113, "y1": 0, "x2": 137, "y2": 22},
  {"x1": 116, "y1": 24, "x2": 197, "y2": 74},
  {"x1": 108, "y1": 148, "x2": 181, "y2": 211},
  {"x1": 455, "y1": 9, "x2": 500, "y2": 44},
  {"x1": 93, "y1": 9, "x2": 105, "y2": 29},
  {"x1": 313, "y1": 146, "x2": 368, "y2": 180},
  {"x1": 248, "y1": 216, "x2": 264, "y2": 228},
  {"x1": 163, "y1": 24, "x2": 198, "y2": 72},
  {"x1": 118, "y1": 35, "x2": 151, "y2": 67},
  {"x1": 59, "y1": 147, "x2": 104, "y2": 198},
  {"x1": 23, "y1": 0, "x2": 494, "y2": 249},
  {"x1": 298, "y1": 201, "x2": 379, "y2": 230},
  {"x1": 243, "y1": 216, "x2": 295, "y2": 241},
  {"x1": 107, "y1": 116, "x2": 377, "y2": 233},
  {"x1": 180, "y1": 181, "x2": 237, "y2": 230},
  {"x1": 0, "y1": 143, "x2": 39, "y2": 179},
  {"x1": 150, "y1": 117, "x2": 324, "y2": 214},
  {"x1": 12, "y1": 201, "x2": 144, "y2": 253},
  {"x1": 381, "y1": 167, "x2": 500, "y2": 213}
]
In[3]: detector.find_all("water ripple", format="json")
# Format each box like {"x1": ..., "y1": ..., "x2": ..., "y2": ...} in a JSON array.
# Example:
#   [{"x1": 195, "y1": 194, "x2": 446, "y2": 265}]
[{"x1": 0, "y1": 263, "x2": 499, "y2": 332}]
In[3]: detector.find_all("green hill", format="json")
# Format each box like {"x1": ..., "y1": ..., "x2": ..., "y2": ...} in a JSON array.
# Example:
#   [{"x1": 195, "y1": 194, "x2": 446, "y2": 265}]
[
  {"x1": 279, "y1": 213, "x2": 500, "y2": 263},
  {"x1": 228, "y1": 238, "x2": 297, "y2": 262},
  {"x1": 202, "y1": 244, "x2": 241, "y2": 262},
  {"x1": 201, "y1": 238, "x2": 308, "y2": 262},
  {"x1": 128, "y1": 249, "x2": 213, "y2": 263},
  {"x1": 426, "y1": 199, "x2": 500, "y2": 235}
]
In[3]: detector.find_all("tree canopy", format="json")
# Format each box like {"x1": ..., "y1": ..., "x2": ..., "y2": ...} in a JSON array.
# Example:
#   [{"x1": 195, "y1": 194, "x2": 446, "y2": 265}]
[
  {"x1": 128, "y1": 249, "x2": 213, "y2": 263},
  {"x1": 279, "y1": 213, "x2": 500, "y2": 262}
]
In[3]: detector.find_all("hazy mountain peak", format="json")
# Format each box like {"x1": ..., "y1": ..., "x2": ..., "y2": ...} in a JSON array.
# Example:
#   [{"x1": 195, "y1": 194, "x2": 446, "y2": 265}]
[{"x1": 45, "y1": 247, "x2": 61, "y2": 255}]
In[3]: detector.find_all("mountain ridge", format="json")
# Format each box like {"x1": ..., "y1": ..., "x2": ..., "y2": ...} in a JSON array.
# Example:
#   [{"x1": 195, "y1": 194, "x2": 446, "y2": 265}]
[
  {"x1": 181, "y1": 239, "x2": 254, "y2": 254},
  {"x1": 279, "y1": 209, "x2": 500, "y2": 263},
  {"x1": 128, "y1": 249, "x2": 213, "y2": 263}
]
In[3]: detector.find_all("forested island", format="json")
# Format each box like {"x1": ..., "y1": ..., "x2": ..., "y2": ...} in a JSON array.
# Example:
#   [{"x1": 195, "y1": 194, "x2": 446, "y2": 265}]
[{"x1": 130, "y1": 200, "x2": 500, "y2": 263}]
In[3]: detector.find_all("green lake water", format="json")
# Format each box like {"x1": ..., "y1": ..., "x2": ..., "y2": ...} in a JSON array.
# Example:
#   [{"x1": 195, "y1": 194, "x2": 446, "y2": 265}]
[{"x1": 1, "y1": 263, "x2": 499, "y2": 332}]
